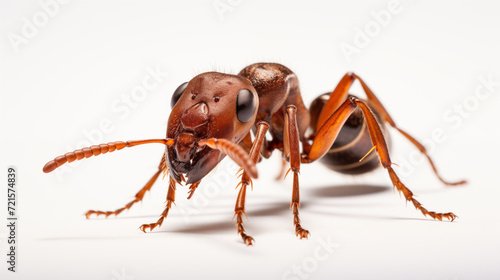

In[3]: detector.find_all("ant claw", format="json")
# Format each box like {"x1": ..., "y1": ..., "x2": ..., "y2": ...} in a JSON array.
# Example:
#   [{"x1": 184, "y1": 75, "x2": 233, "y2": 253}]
[
  {"x1": 85, "y1": 211, "x2": 93, "y2": 219},
  {"x1": 296, "y1": 228, "x2": 310, "y2": 239},
  {"x1": 244, "y1": 236, "x2": 255, "y2": 246},
  {"x1": 139, "y1": 223, "x2": 158, "y2": 233}
]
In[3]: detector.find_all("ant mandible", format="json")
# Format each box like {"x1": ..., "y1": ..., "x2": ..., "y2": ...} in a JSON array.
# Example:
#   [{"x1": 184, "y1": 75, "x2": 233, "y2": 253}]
[{"x1": 43, "y1": 63, "x2": 466, "y2": 245}]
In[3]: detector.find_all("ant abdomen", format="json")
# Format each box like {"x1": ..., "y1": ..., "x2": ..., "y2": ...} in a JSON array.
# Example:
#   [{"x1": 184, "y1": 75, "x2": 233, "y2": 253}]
[{"x1": 309, "y1": 93, "x2": 388, "y2": 174}]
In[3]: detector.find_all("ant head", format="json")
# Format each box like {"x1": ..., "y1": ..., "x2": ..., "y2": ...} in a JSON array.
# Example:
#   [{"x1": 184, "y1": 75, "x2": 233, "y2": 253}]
[{"x1": 166, "y1": 72, "x2": 259, "y2": 184}]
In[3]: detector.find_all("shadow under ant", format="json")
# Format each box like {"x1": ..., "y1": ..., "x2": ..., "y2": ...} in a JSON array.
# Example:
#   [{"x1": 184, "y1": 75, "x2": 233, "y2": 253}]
[{"x1": 305, "y1": 183, "x2": 390, "y2": 198}]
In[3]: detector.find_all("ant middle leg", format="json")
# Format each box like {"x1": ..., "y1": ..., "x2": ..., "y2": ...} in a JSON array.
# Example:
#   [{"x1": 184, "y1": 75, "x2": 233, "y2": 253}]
[{"x1": 285, "y1": 106, "x2": 310, "y2": 239}]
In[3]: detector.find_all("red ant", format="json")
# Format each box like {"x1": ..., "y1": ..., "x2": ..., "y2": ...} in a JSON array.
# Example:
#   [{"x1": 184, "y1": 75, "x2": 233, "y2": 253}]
[{"x1": 44, "y1": 63, "x2": 465, "y2": 245}]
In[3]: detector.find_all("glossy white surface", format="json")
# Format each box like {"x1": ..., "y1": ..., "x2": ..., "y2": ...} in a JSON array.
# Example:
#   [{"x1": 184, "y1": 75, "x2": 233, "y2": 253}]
[{"x1": 1, "y1": 1, "x2": 499, "y2": 279}]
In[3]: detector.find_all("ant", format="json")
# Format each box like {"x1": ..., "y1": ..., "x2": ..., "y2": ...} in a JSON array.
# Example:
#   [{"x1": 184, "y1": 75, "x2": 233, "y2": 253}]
[{"x1": 43, "y1": 63, "x2": 466, "y2": 245}]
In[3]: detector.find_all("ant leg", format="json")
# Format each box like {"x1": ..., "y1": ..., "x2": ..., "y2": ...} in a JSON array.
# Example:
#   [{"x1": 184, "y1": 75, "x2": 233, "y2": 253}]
[
  {"x1": 187, "y1": 181, "x2": 201, "y2": 200},
  {"x1": 315, "y1": 74, "x2": 352, "y2": 129},
  {"x1": 285, "y1": 106, "x2": 310, "y2": 239},
  {"x1": 305, "y1": 99, "x2": 358, "y2": 162},
  {"x1": 351, "y1": 73, "x2": 465, "y2": 186},
  {"x1": 234, "y1": 183, "x2": 252, "y2": 245},
  {"x1": 139, "y1": 176, "x2": 178, "y2": 232},
  {"x1": 234, "y1": 122, "x2": 269, "y2": 245},
  {"x1": 306, "y1": 97, "x2": 457, "y2": 221},
  {"x1": 318, "y1": 72, "x2": 465, "y2": 186},
  {"x1": 354, "y1": 98, "x2": 457, "y2": 221},
  {"x1": 85, "y1": 155, "x2": 167, "y2": 218}
]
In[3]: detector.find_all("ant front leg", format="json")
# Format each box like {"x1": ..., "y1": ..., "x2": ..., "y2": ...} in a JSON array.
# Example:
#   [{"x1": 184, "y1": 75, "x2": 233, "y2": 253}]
[
  {"x1": 139, "y1": 176, "x2": 179, "y2": 232},
  {"x1": 85, "y1": 154, "x2": 167, "y2": 218},
  {"x1": 42, "y1": 139, "x2": 175, "y2": 219},
  {"x1": 234, "y1": 121, "x2": 269, "y2": 245},
  {"x1": 284, "y1": 106, "x2": 310, "y2": 239}
]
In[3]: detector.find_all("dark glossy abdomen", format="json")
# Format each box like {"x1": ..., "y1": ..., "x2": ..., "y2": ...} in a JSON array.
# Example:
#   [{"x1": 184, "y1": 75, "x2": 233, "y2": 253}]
[{"x1": 309, "y1": 94, "x2": 389, "y2": 175}]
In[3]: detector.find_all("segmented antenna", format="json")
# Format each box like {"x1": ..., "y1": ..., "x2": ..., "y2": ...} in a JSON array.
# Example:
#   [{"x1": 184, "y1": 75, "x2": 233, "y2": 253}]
[
  {"x1": 198, "y1": 138, "x2": 258, "y2": 179},
  {"x1": 43, "y1": 139, "x2": 174, "y2": 173}
]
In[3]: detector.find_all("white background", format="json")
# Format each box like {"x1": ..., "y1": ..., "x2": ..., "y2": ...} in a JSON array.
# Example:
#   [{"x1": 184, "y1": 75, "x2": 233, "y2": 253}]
[{"x1": 1, "y1": 1, "x2": 499, "y2": 279}]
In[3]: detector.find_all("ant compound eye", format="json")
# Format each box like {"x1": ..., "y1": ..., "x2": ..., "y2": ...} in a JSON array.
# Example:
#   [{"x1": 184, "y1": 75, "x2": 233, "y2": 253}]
[
  {"x1": 171, "y1": 82, "x2": 188, "y2": 109},
  {"x1": 236, "y1": 89, "x2": 256, "y2": 123}
]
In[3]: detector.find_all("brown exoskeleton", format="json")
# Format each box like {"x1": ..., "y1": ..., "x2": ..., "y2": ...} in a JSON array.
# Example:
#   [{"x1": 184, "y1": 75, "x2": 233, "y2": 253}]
[{"x1": 43, "y1": 63, "x2": 465, "y2": 245}]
